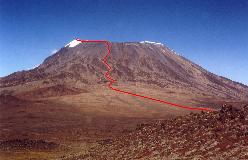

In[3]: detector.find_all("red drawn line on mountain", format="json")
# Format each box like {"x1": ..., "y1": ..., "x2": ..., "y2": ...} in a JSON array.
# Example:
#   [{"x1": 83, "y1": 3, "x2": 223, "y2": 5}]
[{"x1": 76, "y1": 38, "x2": 216, "y2": 112}]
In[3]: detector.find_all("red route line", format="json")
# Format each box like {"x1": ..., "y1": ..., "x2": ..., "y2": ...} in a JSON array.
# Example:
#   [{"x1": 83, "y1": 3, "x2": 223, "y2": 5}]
[{"x1": 76, "y1": 38, "x2": 216, "y2": 112}]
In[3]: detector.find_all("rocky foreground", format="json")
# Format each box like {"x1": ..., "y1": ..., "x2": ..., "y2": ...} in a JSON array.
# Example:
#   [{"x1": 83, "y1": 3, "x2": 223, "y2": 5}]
[{"x1": 66, "y1": 105, "x2": 248, "y2": 160}]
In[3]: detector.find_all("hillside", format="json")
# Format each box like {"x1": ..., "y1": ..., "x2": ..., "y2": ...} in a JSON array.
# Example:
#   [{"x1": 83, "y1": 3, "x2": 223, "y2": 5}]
[{"x1": 80, "y1": 105, "x2": 248, "y2": 160}]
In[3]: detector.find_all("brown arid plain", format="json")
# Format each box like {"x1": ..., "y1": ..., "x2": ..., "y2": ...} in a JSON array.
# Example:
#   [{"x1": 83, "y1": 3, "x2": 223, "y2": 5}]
[{"x1": 1, "y1": 41, "x2": 248, "y2": 159}]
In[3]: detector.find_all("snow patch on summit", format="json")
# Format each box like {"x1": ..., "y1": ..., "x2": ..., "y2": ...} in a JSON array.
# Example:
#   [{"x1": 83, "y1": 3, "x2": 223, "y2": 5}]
[
  {"x1": 140, "y1": 41, "x2": 163, "y2": 46},
  {"x1": 65, "y1": 40, "x2": 82, "y2": 48}
]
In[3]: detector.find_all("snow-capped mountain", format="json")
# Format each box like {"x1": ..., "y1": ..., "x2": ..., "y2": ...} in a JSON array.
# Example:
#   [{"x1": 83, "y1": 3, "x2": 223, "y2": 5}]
[{"x1": 1, "y1": 40, "x2": 248, "y2": 106}]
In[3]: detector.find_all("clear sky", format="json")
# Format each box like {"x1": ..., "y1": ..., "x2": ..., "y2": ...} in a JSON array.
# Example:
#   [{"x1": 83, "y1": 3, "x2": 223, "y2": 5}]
[{"x1": 0, "y1": 0, "x2": 247, "y2": 85}]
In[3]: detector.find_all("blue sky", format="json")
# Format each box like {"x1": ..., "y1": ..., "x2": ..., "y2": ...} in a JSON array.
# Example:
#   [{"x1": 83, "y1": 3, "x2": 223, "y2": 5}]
[{"x1": 0, "y1": 0, "x2": 248, "y2": 85}]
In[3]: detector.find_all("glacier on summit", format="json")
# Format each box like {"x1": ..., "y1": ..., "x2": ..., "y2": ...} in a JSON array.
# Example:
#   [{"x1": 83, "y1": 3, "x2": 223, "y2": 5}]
[
  {"x1": 65, "y1": 39, "x2": 82, "y2": 48},
  {"x1": 140, "y1": 41, "x2": 164, "y2": 46}
]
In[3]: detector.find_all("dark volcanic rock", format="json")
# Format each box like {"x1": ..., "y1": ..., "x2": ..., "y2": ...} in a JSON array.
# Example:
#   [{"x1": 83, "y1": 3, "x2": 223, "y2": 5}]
[
  {"x1": 84, "y1": 105, "x2": 248, "y2": 159},
  {"x1": 0, "y1": 94, "x2": 28, "y2": 107},
  {"x1": 0, "y1": 139, "x2": 58, "y2": 151},
  {"x1": 18, "y1": 84, "x2": 86, "y2": 98}
]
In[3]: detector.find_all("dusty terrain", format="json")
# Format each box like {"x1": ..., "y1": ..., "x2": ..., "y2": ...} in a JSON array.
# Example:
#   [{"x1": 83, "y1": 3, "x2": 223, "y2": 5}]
[
  {"x1": 1, "y1": 41, "x2": 248, "y2": 159},
  {"x1": 0, "y1": 86, "x2": 190, "y2": 160}
]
